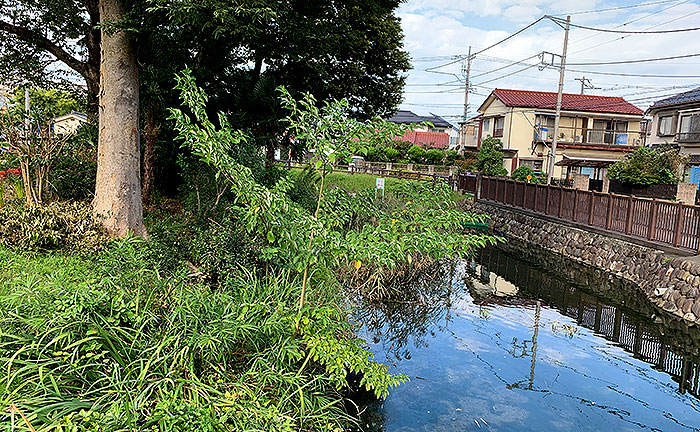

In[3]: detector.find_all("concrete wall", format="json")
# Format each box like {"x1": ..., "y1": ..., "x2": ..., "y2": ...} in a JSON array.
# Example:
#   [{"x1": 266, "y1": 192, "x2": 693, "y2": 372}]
[{"x1": 474, "y1": 201, "x2": 700, "y2": 325}]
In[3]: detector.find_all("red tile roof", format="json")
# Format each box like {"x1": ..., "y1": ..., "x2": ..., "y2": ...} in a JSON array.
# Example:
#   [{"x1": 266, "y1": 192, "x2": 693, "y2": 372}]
[
  {"x1": 398, "y1": 131, "x2": 449, "y2": 149},
  {"x1": 488, "y1": 88, "x2": 643, "y2": 115}
]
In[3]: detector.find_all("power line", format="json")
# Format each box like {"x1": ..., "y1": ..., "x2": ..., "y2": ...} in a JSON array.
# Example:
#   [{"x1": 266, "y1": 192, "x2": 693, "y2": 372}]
[
  {"x1": 557, "y1": 66, "x2": 700, "y2": 78},
  {"x1": 567, "y1": 0, "x2": 692, "y2": 47},
  {"x1": 471, "y1": 16, "x2": 547, "y2": 57},
  {"x1": 470, "y1": 53, "x2": 541, "y2": 79},
  {"x1": 557, "y1": 0, "x2": 684, "y2": 16},
  {"x1": 569, "y1": 8, "x2": 700, "y2": 55},
  {"x1": 548, "y1": 14, "x2": 700, "y2": 33},
  {"x1": 472, "y1": 63, "x2": 542, "y2": 87},
  {"x1": 567, "y1": 52, "x2": 700, "y2": 66}
]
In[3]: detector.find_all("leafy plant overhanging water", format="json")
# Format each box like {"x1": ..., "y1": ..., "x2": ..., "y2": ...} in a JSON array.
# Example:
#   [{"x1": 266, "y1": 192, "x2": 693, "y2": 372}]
[{"x1": 0, "y1": 70, "x2": 497, "y2": 431}]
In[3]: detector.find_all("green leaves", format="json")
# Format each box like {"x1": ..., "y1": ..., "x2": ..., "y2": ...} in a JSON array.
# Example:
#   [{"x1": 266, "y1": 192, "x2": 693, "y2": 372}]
[
  {"x1": 607, "y1": 144, "x2": 687, "y2": 186},
  {"x1": 475, "y1": 136, "x2": 508, "y2": 176}
]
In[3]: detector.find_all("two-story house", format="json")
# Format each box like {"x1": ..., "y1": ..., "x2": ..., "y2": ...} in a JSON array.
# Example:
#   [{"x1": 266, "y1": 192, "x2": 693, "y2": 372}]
[
  {"x1": 646, "y1": 87, "x2": 700, "y2": 182},
  {"x1": 477, "y1": 88, "x2": 645, "y2": 180},
  {"x1": 388, "y1": 110, "x2": 460, "y2": 149}
]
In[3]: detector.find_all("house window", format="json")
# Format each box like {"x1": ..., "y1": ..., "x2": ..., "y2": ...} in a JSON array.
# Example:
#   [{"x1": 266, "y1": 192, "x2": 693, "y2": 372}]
[
  {"x1": 658, "y1": 115, "x2": 673, "y2": 136},
  {"x1": 493, "y1": 116, "x2": 504, "y2": 137},
  {"x1": 520, "y1": 159, "x2": 543, "y2": 171},
  {"x1": 483, "y1": 118, "x2": 490, "y2": 135},
  {"x1": 679, "y1": 114, "x2": 700, "y2": 142}
]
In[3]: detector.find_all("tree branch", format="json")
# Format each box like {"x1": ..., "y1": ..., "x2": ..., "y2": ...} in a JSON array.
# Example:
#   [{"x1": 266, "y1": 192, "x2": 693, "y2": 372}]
[{"x1": 0, "y1": 20, "x2": 89, "y2": 78}]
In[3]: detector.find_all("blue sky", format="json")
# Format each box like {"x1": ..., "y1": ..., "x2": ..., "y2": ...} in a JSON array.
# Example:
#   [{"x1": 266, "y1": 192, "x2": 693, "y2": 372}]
[{"x1": 397, "y1": 0, "x2": 700, "y2": 124}]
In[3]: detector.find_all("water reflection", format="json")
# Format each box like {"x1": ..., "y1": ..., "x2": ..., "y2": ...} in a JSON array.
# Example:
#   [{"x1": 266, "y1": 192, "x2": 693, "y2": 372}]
[
  {"x1": 353, "y1": 246, "x2": 700, "y2": 431},
  {"x1": 475, "y1": 246, "x2": 700, "y2": 399}
]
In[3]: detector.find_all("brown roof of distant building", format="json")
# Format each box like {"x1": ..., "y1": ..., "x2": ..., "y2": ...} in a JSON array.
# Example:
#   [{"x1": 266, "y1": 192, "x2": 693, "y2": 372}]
[{"x1": 483, "y1": 88, "x2": 643, "y2": 115}]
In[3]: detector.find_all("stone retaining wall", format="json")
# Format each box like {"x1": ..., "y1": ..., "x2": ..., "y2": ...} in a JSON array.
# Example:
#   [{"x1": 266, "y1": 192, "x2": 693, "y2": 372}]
[{"x1": 473, "y1": 201, "x2": 700, "y2": 326}]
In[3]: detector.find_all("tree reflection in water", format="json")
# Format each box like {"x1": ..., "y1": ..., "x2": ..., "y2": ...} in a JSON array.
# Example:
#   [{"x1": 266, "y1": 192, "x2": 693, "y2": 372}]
[{"x1": 352, "y1": 260, "x2": 463, "y2": 362}]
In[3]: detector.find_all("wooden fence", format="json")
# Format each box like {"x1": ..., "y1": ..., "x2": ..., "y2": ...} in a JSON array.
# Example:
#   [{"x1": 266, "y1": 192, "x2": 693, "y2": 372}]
[
  {"x1": 283, "y1": 161, "x2": 454, "y2": 184},
  {"x1": 465, "y1": 175, "x2": 700, "y2": 252}
]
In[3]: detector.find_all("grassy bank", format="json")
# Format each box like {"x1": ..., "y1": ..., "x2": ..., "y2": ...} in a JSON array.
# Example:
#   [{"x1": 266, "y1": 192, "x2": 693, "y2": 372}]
[{"x1": 0, "y1": 232, "x2": 383, "y2": 431}]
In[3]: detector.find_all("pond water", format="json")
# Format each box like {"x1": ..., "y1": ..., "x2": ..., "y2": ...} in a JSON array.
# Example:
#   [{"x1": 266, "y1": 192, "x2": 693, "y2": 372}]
[{"x1": 352, "y1": 246, "x2": 700, "y2": 432}]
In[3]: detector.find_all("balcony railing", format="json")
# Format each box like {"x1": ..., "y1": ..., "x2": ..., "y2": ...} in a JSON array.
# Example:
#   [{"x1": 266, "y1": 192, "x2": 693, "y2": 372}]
[
  {"x1": 586, "y1": 130, "x2": 634, "y2": 145},
  {"x1": 534, "y1": 128, "x2": 643, "y2": 146}
]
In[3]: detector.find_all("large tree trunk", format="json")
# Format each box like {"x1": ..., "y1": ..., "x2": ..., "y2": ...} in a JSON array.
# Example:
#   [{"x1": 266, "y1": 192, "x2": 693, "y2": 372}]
[
  {"x1": 93, "y1": 0, "x2": 146, "y2": 237},
  {"x1": 142, "y1": 104, "x2": 159, "y2": 207}
]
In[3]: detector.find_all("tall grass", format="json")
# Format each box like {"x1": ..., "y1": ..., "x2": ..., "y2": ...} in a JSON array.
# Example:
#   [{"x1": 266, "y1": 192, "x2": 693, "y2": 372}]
[{"x1": 0, "y1": 237, "x2": 377, "y2": 431}]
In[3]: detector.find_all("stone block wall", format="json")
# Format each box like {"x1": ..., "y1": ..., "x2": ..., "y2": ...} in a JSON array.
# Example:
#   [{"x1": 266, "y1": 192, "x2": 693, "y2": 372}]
[{"x1": 473, "y1": 201, "x2": 700, "y2": 325}]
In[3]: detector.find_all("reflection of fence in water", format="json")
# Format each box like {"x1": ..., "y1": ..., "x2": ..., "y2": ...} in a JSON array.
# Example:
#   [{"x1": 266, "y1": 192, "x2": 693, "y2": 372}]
[{"x1": 476, "y1": 246, "x2": 700, "y2": 398}]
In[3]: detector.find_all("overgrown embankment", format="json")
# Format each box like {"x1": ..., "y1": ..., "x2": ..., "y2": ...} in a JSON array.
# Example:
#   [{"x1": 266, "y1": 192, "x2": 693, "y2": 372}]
[{"x1": 0, "y1": 73, "x2": 497, "y2": 431}]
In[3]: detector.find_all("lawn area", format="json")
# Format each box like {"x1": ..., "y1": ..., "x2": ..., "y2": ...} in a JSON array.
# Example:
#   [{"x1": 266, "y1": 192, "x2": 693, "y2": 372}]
[{"x1": 323, "y1": 171, "x2": 410, "y2": 192}]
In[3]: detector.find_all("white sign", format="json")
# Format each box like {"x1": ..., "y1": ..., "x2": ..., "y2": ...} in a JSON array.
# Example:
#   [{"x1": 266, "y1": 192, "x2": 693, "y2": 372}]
[{"x1": 376, "y1": 177, "x2": 385, "y2": 189}]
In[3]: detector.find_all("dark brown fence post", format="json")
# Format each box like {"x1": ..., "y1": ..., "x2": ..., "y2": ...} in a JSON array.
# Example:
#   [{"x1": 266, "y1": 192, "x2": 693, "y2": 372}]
[
  {"x1": 588, "y1": 192, "x2": 595, "y2": 225},
  {"x1": 533, "y1": 184, "x2": 538, "y2": 212},
  {"x1": 558, "y1": 186, "x2": 564, "y2": 218},
  {"x1": 625, "y1": 196, "x2": 634, "y2": 234},
  {"x1": 606, "y1": 194, "x2": 613, "y2": 230},
  {"x1": 545, "y1": 185, "x2": 551, "y2": 215},
  {"x1": 512, "y1": 180, "x2": 517, "y2": 206},
  {"x1": 572, "y1": 189, "x2": 579, "y2": 222},
  {"x1": 648, "y1": 199, "x2": 658, "y2": 240},
  {"x1": 674, "y1": 202, "x2": 685, "y2": 247}
]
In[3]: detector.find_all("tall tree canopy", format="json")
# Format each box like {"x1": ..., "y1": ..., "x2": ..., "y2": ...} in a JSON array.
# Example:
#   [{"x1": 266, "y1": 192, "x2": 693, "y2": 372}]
[{"x1": 0, "y1": 0, "x2": 410, "y2": 234}]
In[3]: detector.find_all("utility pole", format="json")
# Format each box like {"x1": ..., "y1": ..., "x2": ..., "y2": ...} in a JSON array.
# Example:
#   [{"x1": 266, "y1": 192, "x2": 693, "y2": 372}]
[
  {"x1": 462, "y1": 46, "x2": 472, "y2": 122},
  {"x1": 575, "y1": 76, "x2": 593, "y2": 94},
  {"x1": 548, "y1": 15, "x2": 570, "y2": 185}
]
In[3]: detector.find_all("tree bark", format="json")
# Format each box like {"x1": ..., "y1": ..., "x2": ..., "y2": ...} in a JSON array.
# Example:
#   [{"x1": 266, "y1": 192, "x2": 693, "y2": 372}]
[
  {"x1": 93, "y1": 0, "x2": 146, "y2": 237},
  {"x1": 142, "y1": 104, "x2": 159, "y2": 207}
]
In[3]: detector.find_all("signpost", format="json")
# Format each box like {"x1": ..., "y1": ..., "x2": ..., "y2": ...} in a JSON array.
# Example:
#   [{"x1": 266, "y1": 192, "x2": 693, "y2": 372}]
[{"x1": 376, "y1": 177, "x2": 385, "y2": 198}]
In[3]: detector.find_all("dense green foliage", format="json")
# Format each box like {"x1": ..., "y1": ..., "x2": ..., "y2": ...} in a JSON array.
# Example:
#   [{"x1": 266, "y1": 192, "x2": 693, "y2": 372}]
[
  {"x1": 0, "y1": 69, "x2": 498, "y2": 431},
  {"x1": 607, "y1": 145, "x2": 686, "y2": 186},
  {"x1": 0, "y1": 237, "x2": 373, "y2": 431},
  {"x1": 9, "y1": 88, "x2": 84, "y2": 118},
  {"x1": 49, "y1": 122, "x2": 98, "y2": 200},
  {"x1": 475, "y1": 137, "x2": 508, "y2": 176},
  {"x1": 512, "y1": 165, "x2": 544, "y2": 184},
  {"x1": 0, "y1": 200, "x2": 108, "y2": 252}
]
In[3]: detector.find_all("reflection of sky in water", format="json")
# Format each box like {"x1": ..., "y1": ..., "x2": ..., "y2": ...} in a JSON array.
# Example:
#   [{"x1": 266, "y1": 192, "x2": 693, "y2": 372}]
[{"x1": 355, "y1": 256, "x2": 700, "y2": 432}]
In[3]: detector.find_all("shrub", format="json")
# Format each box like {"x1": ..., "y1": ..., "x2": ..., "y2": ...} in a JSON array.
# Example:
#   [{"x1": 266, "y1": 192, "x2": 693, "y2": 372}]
[
  {"x1": 475, "y1": 136, "x2": 508, "y2": 176},
  {"x1": 391, "y1": 140, "x2": 413, "y2": 158},
  {"x1": 407, "y1": 144, "x2": 426, "y2": 163},
  {"x1": 384, "y1": 146, "x2": 400, "y2": 161},
  {"x1": 287, "y1": 165, "x2": 320, "y2": 212},
  {"x1": 0, "y1": 200, "x2": 109, "y2": 252},
  {"x1": 50, "y1": 122, "x2": 98, "y2": 200},
  {"x1": 512, "y1": 165, "x2": 544, "y2": 183},
  {"x1": 607, "y1": 145, "x2": 686, "y2": 186},
  {"x1": 424, "y1": 148, "x2": 443, "y2": 165},
  {"x1": 445, "y1": 150, "x2": 458, "y2": 164}
]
